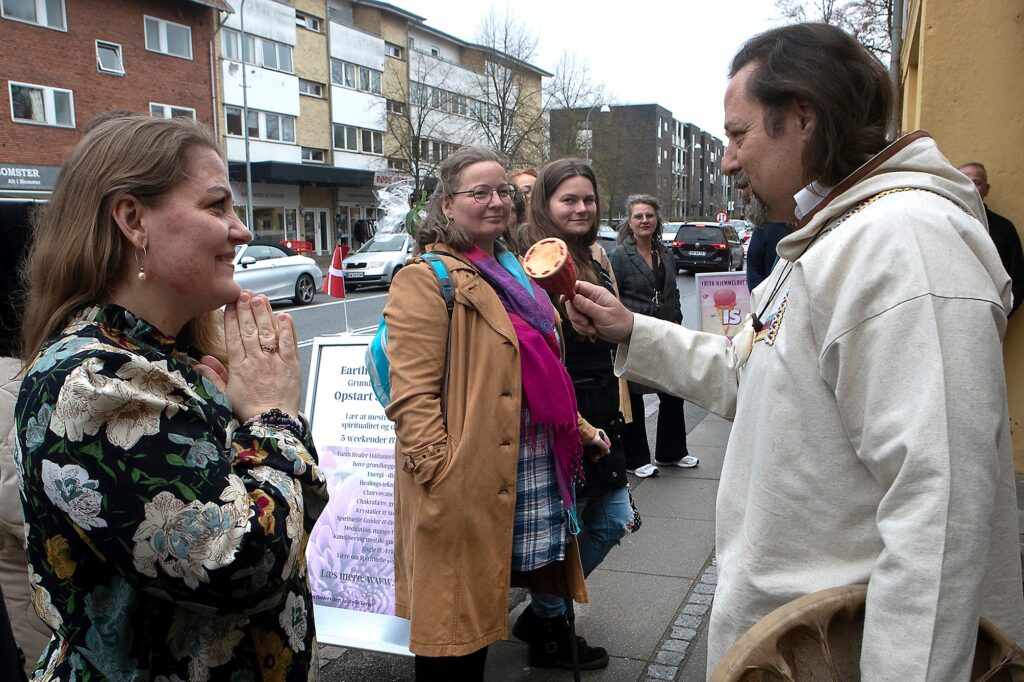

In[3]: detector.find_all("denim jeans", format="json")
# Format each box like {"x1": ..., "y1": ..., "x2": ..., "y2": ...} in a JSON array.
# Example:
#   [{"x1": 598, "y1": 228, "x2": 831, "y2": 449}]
[{"x1": 530, "y1": 484, "x2": 633, "y2": 618}]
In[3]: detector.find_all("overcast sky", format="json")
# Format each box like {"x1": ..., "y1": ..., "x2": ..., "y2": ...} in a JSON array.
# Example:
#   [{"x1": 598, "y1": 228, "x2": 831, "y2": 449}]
[{"x1": 393, "y1": 0, "x2": 783, "y2": 138}]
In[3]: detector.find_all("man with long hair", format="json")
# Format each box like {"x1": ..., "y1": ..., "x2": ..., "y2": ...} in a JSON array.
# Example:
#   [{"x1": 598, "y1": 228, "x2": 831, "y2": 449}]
[{"x1": 565, "y1": 23, "x2": 1023, "y2": 677}]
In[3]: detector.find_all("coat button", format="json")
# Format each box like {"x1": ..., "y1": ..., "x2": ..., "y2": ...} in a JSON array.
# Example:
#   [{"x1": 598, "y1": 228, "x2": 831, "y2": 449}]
[
  {"x1": 500, "y1": 441, "x2": 511, "y2": 447},
  {"x1": 498, "y1": 488, "x2": 509, "y2": 495},
  {"x1": 500, "y1": 392, "x2": 512, "y2": 398}
]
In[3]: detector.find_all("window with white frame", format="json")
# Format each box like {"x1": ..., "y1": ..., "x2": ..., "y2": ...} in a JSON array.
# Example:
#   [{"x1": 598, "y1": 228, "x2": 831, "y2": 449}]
[
  {"x1": 150, "y1": 103, "x2": 195, "y2": 119},
  {"x1": 299, "y1": 79, "x2": 324, "y2": 98},
  {"x1": 9, "y1": 81, "x2": 73, "y2": 127},
  {"x1": 96, "y1": 41, "x2": 124, "y2": 75},
  {"x1": 418, "y1": 138, "x2": 455, "y2": 162},
  {"x1": 332, "y1": 124, "x2": 382, "y2": 155},
  {"x1": 144, "y1": 16, "x2": 192, "y2": 59},
  {"x1": 429, "y1": 87, "x2": 446, "y2": 110},
  {"x1": 450, "y1": 94, "x2": 468, "y2": 116},
  {"x1": 260, "y1": 37, "x2": 292, "y2": 72},
  {"x1": 221, "y1": 29, "x2": 292, "y2": 73},
  {"x1": 386, "y1": 99, "x2": 406, "y2": 116},
  {"x1": 295, "y1": 11, "x2": 320, "y2": 32},
  {"x1": 387, "y1": 157, "x2": 408, "y2": 172},
  {"x1": 2, "y1": 0, "x2": 65, "y2": 30},
  {"x1": 301, "y1": 147, "x2": 326, "y2": 164},
  {"x1": 329, "y1": 59, "x2": 381, "y2": 95},
  {"x1": 264, "y1": 112, "x2": 295, "y2": 142},
  {"x1": 221, "y1": 28, "x2": 240, "y2": 61},
  {"x1": 361, "y1": 129, "x2": 382, "y2": 155},
  {"x1": 225, "y1": 106, "x2": 295, "y2": 143},
  {"x1": 409, "y1": 82, "x2": 426, "y2": 106},
  {"x1": 385, "y1": 42, "x2": 404, "y2": 60},
  {"x1": 333, "y1": 124, "x2": 357, "y2": 151}
]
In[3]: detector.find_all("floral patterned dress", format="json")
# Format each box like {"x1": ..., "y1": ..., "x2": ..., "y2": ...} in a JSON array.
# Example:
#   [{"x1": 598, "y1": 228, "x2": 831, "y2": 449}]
[{"x1": 14, "y1": 305, "x2": 328, "y2": 682}]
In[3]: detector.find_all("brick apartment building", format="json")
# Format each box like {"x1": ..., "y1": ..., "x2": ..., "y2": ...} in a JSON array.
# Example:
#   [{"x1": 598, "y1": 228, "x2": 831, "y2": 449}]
[
  {"x1": 550, "y1": 103, "x2": 740, "y2": 223},
  {"x1": 0, "y1": 0, "x2": 230, "y2": 199}
]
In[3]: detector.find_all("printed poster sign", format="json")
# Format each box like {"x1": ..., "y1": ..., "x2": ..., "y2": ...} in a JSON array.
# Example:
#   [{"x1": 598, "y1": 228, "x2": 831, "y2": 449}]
[
  {"x1": 695, "y1": 272, "x2": 751, "y2": 340},
  {"x1": 304, "y1": 335, "x2": 411, "y2": 655}
]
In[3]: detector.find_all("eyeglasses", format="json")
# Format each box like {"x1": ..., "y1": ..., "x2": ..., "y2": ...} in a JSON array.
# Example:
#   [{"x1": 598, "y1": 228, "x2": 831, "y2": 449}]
[
  {"x1": 451, "y1": 185, "x2": 516, "y2": 204},
  {"x1": 631, "y1": 213, "x2": 656, "y2": 221}
]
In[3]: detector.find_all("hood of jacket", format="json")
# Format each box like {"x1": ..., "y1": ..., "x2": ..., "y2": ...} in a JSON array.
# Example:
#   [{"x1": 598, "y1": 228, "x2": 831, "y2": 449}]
[{"x1": 776, "y1": 131, "x2": 1009, "y2": 313}]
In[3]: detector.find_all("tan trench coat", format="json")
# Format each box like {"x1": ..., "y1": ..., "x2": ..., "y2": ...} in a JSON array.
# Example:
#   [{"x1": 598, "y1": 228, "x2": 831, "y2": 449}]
[{"x1": 384, "y1": 246, "x2": 589, "y2": 657}]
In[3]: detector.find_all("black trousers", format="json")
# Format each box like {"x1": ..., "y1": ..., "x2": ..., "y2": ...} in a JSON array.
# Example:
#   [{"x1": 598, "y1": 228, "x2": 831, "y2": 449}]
[
  {"x1": 415, "y1": 646, "x2": 488, "y2": 681},
  {"x1": 622, "y1": 390, "x2": 689, "y2": 469}
]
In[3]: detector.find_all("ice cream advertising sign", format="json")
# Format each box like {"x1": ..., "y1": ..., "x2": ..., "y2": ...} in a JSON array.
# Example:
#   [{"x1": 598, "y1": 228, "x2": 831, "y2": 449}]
[
  {"x1": 304, "y1": 335, "x2": 411, "y2": 655},
  {"x1": 696, "y1": 273, "x2": 750, "y2": 339}
]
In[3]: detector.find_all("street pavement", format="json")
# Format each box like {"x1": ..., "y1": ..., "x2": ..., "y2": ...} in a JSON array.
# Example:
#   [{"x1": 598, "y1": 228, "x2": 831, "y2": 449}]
[{"x1": 318, "y1": 397, "x2": 727, "y2": 682}]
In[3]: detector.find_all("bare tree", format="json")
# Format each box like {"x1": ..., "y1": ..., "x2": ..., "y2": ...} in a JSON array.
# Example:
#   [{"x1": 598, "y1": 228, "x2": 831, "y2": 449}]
[
  {"x1": 776, "y1": 0, "x2": 893, "y2": 63},
  {"x1": 588, "y1": 114, "x2": 634, "y2": 225},
  {"x1": 543, "y1": 51, "x2": 612, "y2": 161},
  {"x1": 468, "y1": 8, "x2": 547, "y2": 167},
  {"x1": 384, "y1": 54, "x2": 474, "y2": 199}
]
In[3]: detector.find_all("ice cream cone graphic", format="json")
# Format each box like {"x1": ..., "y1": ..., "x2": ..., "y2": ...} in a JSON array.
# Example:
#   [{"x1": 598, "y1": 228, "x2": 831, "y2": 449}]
[{"x1": 713, "y1": 288, "x2": 737, "y2": 335}]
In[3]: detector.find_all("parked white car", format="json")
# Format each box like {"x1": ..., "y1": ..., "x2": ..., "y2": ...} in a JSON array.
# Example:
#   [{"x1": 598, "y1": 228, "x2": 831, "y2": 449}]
[
  {"x1": 341, "y1": 232, "x2": 413, "y2": 290},
  {"x1": 233, "y1": 240, "x2": 323, "y2": 305}
]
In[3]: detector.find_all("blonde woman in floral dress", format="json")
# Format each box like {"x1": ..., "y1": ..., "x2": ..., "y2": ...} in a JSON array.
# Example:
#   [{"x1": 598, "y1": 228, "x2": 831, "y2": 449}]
[{"x1": 14, "y1": 115, "x2": 326, "y2": 681}]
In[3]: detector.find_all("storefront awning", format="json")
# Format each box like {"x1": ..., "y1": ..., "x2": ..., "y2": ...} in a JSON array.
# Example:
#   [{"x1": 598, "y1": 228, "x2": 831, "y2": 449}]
[{"x1": 228, "y1": 162, "x2": 375, "y2": 189}]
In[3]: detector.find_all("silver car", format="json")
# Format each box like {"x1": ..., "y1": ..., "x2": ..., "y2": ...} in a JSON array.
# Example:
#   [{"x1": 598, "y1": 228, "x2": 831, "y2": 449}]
[
  {"x1": 342, "y1": 233, "x2": 412, "y2": 290},
  {"x1": 233, "y1": 241, "x2": 323, "y2": 305}
]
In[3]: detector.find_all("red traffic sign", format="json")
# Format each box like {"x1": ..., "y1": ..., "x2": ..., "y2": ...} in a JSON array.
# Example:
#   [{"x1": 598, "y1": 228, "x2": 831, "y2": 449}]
[{"x1": 716, "y1": 211, "x2": 728, "y2": 223}]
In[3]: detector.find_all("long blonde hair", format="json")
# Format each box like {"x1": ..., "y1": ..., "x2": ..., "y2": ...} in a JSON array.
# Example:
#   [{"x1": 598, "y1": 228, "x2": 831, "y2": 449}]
[{"x1": 20, "y1": 115, "x2": 225, "y2": 363}]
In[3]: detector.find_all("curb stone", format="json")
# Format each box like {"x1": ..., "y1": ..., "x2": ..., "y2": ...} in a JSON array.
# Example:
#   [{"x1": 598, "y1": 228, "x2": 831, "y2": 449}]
[{"x1": 646, "y1": 554, "x2": 717, "y2": 681}]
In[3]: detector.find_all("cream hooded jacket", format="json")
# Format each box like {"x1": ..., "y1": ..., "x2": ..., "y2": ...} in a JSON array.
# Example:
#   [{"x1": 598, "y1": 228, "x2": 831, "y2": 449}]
[{"x1": 615, "y1": 134, "x2": 1024, "y2": 679}]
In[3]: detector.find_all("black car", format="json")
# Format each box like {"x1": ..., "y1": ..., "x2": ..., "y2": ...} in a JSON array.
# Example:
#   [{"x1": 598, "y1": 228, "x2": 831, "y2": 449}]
[{"x1": 670, "y1": 222, "x2": 745, "y2": 273}]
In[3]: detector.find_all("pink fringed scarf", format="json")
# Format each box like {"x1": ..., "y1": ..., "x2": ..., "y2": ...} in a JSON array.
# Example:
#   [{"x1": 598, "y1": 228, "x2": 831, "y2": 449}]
[{"x1": 464, "y1": 245, "x2": 584, "y2": 515}]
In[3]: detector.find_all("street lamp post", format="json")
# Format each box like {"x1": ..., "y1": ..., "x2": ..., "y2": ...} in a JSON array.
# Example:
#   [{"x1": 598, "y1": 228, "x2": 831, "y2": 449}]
[
  {"x1": 582, "y1": 103, "x2": 611, "y2": 162},
  {"x1": 684, "y1": 140, "x2": 702, "y2": 221},
  {"x1": 239, "y1": 0, "x2": 254, "y2": 234}
]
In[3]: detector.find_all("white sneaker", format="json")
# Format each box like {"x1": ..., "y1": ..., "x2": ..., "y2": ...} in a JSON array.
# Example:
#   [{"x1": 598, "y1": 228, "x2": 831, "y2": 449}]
[
  {"x1": 654, "y1": 455, "x2": 699, "y2": 468},
  {"x1": 627, "y1": 463, "x2": 659, "y2": 478}
]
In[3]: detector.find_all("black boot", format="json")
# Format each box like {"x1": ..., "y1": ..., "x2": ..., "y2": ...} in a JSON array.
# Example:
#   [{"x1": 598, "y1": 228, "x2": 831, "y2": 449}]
[
  {"x1": 511, "y1": 604, "x2": 542, "y2": 643},
  {"x1": 522, "y1": 610, "x2": 609, "y2": 670}
]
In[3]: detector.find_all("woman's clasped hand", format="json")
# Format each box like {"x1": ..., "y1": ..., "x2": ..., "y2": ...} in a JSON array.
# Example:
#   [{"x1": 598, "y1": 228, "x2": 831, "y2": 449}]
[{"x1": 195, "y1": 290, "x2": 301, "y2": 420}]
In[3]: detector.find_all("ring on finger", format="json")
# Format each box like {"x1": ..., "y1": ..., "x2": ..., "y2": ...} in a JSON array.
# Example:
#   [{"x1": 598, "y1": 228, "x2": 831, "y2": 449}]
[{"x1": 261, "y1": 345, "x2": 279, "y2": 354}]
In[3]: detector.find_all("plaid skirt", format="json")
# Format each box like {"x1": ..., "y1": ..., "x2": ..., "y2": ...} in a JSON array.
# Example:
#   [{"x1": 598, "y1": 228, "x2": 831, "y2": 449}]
[{"x1": 510, "y1": 408, "x2": 567, "y2": 571}]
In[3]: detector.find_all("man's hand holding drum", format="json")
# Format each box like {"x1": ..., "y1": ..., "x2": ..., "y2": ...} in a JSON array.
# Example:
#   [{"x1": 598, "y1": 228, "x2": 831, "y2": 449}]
[{"x1": 564, "y1": 281, "x2": 635, "y2": 345}]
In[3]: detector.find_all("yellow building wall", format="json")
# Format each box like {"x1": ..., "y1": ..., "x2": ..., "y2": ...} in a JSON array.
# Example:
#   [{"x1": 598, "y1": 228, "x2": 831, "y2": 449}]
[
  {"x1": 379, "y1": 14, "x2": 409, "y2": 161},
  {"x1": 293, "y1": 0, "x2": 331, "y2": 156},
  {"x1": 902, "y1": 0, "x2": 1024, "y2": 471}
]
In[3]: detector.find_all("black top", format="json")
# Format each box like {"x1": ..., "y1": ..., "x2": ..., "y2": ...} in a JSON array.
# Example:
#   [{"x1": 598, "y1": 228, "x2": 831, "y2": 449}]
[
  {"x1": 608, "y1": 239, "x2": 683, "y2": 323},
  {"x1": 986, "y1": 206, "x2": 1023, "y2": 317},
  {"x1": 559, "y1": 259, "x2": 628, "y2": 497},
  {"x1": 745, "y1": 221, "x2": 789, "y2": 292}
]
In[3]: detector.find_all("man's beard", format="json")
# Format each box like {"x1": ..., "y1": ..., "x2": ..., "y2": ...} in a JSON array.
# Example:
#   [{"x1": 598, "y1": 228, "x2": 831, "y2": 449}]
[
  {"x1": 743, "y1": 188, "x2": 770, "y2": 226},
  {"x1": 735, "y1": 171, "x2": 771, "y2": 226}
]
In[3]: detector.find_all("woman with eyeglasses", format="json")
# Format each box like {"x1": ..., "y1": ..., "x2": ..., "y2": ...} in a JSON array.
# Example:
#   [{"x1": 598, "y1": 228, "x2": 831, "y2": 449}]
[
  {"x1": 609, "y1": 194, "x2": 698, "y2": 478},
  {"x1": 384, "y1": 147, "x2": 602, "y2": 680}
]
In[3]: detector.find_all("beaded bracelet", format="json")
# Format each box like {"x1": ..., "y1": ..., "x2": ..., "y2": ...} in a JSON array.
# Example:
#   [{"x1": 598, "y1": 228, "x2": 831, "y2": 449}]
[{"x1": 246, "y1": 408, "x2": 306, "y2": 440}]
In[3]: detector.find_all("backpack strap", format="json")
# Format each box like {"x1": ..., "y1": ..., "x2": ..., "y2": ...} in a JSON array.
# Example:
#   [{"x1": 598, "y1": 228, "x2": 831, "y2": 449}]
[
  {"x1": 420, "y1": 252, "x2": 455, "y2": 316},
  {"x1": 419, "y1": 251, "x2": 455, "y2": 427}
]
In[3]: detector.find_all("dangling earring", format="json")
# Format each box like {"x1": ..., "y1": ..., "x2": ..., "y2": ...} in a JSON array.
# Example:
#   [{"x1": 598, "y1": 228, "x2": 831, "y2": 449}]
[{"x1": 136, "y1": 245, "x2": 148, "y2": 281}]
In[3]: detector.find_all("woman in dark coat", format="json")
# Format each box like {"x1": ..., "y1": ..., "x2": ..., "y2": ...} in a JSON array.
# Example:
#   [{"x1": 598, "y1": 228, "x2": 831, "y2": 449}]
[{"x1": 608, "y1": 194, "x2": 698, "y2": 478}]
